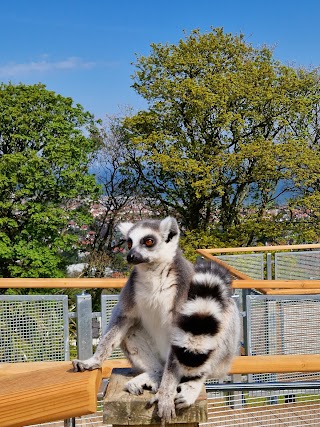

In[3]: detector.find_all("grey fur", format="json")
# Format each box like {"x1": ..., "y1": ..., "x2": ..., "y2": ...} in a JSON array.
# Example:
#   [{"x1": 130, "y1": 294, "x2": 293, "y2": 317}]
[{"x1": 72, "y1": 217, "x2": 240, "y2": 422}]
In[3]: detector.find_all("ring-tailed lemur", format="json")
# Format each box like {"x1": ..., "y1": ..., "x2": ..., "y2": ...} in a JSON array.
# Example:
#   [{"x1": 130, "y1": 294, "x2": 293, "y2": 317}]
[{"x1": 72, "y1": 217, "x2": 240, "y2": 422}]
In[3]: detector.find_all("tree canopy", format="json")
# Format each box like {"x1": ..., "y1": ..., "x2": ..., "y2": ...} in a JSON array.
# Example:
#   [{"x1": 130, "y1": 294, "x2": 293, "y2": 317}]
[
  {"x1": 0, "y1": 83, "x2": 100, "y2": 278},
  {"x1": 122, "y1": 28, "x2": 320, "y2": 245}
]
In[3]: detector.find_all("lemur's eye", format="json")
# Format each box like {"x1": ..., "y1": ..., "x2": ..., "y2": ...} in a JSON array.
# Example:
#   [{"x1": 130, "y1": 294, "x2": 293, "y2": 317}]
[
  {"x1": 144, "y1": 238, "x2": 154, "y2": 247},
  {"x1": 127, "y1": 239, "x2": 132, "y2": 250}
]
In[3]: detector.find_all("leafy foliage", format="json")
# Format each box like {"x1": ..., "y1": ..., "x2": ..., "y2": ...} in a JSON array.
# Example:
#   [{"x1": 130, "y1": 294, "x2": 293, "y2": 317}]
[
  {"x1": 122, "y1": 28, "x2": 320, "y2": 244},
  {"x1": 0, "y1": 83, "x2": 101, "y2": 280}
]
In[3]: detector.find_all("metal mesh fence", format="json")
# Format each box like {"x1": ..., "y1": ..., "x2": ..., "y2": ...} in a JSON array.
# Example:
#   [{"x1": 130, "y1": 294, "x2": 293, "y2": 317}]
[
  {"x1": 65, "y1": 297, "x2": 120, "y2": 427},
  {"x1": 28, "y1": 386, "x2": 320, "y2": 427},
  {"x1": 204, "y1": 386, "x2": 320, "y2": 427},
  {"x1": 247, "y1": 294, "x2": 320, "y2": 382},
  {"x1": 217, "y1": 254, "x2": 265, "y2": 279},
  {"x1": 29, "y1": 387, "x2": 320, "y2": 427},
  {"x1": 4, "y1": 249, "x2": 320, "y2": 427},
  {"x1": 275, "y1": 251, "x2": 320, "y2": 280},
  {"x1": 29, "y1": 399, "x2": 104, "y2": 427},
  {"x1": 0, "y1": 295, "x2": 69, "y2": 363},
  {"x1": 101, "y1": 294, "x2": 124, "y2": 359}
]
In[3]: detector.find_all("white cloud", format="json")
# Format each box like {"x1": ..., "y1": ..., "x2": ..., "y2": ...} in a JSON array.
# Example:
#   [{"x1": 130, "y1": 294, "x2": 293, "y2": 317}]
[{"x1": 0, "y1": 57, "x2": 96, "y2": 77}]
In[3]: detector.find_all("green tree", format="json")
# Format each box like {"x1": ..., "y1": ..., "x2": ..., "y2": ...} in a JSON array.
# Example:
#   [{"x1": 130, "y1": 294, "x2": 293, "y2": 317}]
[
  {"x1": 287, "y1": 79, "x2": 320, "y2": 237},
  {"x1": 0, "y1": 83, "x2": 101, "y2": 279},
  {"x1": 123, "y1": 28, "x2": 320, "y2": 244}
]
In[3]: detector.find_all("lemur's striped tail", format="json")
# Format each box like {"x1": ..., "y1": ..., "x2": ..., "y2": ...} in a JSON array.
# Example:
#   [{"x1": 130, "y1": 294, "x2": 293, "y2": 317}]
[{"x1": 171, "y1": 261, "x2": 233, "y2": 370}]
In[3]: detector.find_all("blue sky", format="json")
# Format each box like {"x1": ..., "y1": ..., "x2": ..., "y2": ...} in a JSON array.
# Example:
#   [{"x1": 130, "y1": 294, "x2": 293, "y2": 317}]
[{"x1": 1, "y1": 0, "x2": 320, "y2": 120}]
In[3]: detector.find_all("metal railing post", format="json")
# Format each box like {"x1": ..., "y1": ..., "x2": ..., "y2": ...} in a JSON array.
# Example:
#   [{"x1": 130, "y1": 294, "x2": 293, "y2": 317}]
[
  {"x1": 66, "y1": 293, "x2": 93, "y2": 427},
  {"x1": 64, "y1": 419, "x2": 76, "y2": 427},
  {"x1": 76, "y1": 292, "x2": 93, "y2": 360},
  {"x1": 266, "y1": 253, "x2": 272, "y2": 280},
  {"x1": 242, "y1": 289, "x2": 249, "y2": 355}
]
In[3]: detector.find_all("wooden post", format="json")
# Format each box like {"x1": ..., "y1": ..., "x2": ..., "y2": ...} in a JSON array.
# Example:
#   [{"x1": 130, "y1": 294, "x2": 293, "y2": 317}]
[
  {"x1": 0, "y1": 361, "x2": 102, "y2": 427},
  {"x1": 103, "y1": 368, "x2": 208, "y2": 427}
]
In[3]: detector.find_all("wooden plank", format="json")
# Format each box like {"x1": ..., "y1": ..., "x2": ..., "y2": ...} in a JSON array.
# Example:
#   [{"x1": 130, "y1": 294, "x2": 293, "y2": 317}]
[
  {"x1": 197, "y1": 243, "x2": 320, "y2": 254},
  {"x1": 196, "y1": 250, "x2": 251, "y2": 280},
  {"x1": 0, "y1": 243, "x2": 319, "y2": 290},
  {"x1": 0, "y1": 277, "x2": 126, "y2": 288},
  {"x1": 1, "y1": 277, "x2": 320, "y2": 291},
  {"x1": 229, "y1": 354, "x2": 320, "y2": 374},
  {"x1": 0, "y1": 361, "x2": 70, "y2": 377},
  {"x1": 265, "y1": 288, "x2": 320, "y2": 295},
  {"x1": 232, "y1": 279, "x2": 320, "y2": 289},
  {"x1": 100, "y1": 355, "x2": 320, "y2": 377},
  {"x1": 0, "y1": 362, "x2": 101, "y2": 427},
  {"x1": 103, "y1": 368, "x2": 207, "y2": 425},
  {"x1": 2, "y1": 355, "x2": 320, "y2": 427}
]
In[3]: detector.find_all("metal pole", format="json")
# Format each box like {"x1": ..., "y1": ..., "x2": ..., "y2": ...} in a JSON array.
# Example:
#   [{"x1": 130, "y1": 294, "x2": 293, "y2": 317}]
[
  {"x1": 242, "y1": 289, "x2": 249, "y2": 355},
  {"x1": 206, "y1": 381, "x2": 320, "y2": 392},
  {"x1": 267, "y1": 253, "x2": 272, "y2": 280},
  {"x1": 76, "y1": 292, "x2": 93, "y2": 359},
  {"x1": 64, "y1": 419, "x2": 76, "y2": 427},
  {"x1": 65, "y1": 293, "x2": 93, "y2": 426}
]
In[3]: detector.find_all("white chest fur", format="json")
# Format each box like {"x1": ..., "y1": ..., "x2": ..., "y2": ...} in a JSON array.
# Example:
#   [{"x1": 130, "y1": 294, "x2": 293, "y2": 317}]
[{"x1": 134, "y1": 264, "x2": 177, "y2": 361}]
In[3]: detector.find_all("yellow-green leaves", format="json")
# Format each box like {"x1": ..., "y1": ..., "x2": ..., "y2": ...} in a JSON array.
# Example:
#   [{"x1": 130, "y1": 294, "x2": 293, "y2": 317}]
[{"x1": 125, "y1": 28, "x2": 320, "y2": 239}]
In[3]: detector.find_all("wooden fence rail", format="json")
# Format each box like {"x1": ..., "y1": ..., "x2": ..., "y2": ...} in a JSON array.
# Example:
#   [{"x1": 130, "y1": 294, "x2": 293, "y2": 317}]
[
  {"x1": 1, "y1": 242, "x2": 319, "y2": 295},
  {"x1": 197, "y1": 243, "x2": 320, "y2": 254},
  {"x1": 1, "y1": 277, "x2": 320, "y2": 291},
  {"x1": 2, "y1": 355, "x2": 320, "y2": 427},
  {"x1": 197, "y1": 243, "x2": 320, "y2": 294},
  {"x1": 1, "y1": 243, "x2": 320, "y2": 426},
  {"x1": 0, "y1": 277, "x2": 127, "y2": 288}
]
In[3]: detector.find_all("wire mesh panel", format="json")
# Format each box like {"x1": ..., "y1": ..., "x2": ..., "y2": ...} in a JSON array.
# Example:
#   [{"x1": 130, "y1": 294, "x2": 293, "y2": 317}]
[
  {"x1": 29, "y1": 385, "x2": 320, "y2": 427},
  {"x1": 247, "y1": 294, "x2": 320, "y2": 382},
  {"x1": 275, "y1": 251, "x2": 320, "y2": 280},
  {"x1": 0, "y1": 295, "x2": 69, "y2": 362},
  {"x1": 29, "y1": 399, "x2": 104, "y2": 427},
  {"x1": 101, "y1": 294, "x2": 124, "y2": 359},
  {"x1": 203, "y1": 386, "x2": 320, "y2": 427},
  {"x1": 217, "y1": 254, "x2": 264, "y2": 279}
]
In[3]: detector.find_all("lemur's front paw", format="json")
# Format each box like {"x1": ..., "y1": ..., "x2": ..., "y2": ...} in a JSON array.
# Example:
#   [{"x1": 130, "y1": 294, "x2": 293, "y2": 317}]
[
  {"x1": 148, "y1": 392, "x2": 176, "y2": 424},
  {"x1": 72, "y1": 357, "x2": 101, "y2": 372},
  {"x1": 124, "y1": 372, "x2": 160, "y2": 395},
  {"x1": 175, "y1": 382, "x2": 202, "y2": 409}
]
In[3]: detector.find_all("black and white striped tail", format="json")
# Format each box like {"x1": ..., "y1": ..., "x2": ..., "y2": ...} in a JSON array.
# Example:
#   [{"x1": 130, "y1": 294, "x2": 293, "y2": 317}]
[{"x1": 171, "y1": 261, "x2": 233, "y2": 369}]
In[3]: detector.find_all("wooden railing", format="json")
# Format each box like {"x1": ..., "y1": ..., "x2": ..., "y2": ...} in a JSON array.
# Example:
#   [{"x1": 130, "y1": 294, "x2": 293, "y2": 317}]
[
  {"x1": 0, "y1": 243, "x2": 318, "y2": 292},
  {"x1": 1, "y1": 243, "x2": 320, "y2": 426},
  {"x1": 2, "y1": 354, "x2": 320, "y2": 427},
  {"x1": 0, "y1": 277, "x2": 126, "y2": 288},
  {"x1": 197, "y1": 243, "x2": 320, "y2": 294},
  {"x1": 197, "y1": 243, "x2": 320, "y2": 254},
  {"x1": 2, "y1": 277, "x2": 320, "y2": 294}
]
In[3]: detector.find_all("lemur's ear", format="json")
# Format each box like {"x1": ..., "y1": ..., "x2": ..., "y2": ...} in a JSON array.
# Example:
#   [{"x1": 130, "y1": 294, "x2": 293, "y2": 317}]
[
  {"x1": 160, "y1": 217, "x2": 180, "y2": 243},
  {"x1": 118, "y1": 222, "x2": 134, "y2": 237}
]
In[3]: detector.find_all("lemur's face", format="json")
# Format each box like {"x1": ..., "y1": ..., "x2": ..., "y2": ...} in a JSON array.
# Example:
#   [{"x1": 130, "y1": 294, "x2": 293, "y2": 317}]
[{"x1": 118, "y1": 217, "x2": 180, "y2": 265}]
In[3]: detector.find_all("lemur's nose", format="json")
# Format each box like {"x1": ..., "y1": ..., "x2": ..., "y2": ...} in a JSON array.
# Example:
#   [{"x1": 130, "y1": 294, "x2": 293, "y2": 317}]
[
  {"x1": 127, "y1": 252, "x2": 135, "y2": 263},
  {"x1": 127, "y1": 249, "x2": 145, "y2": 264}
]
